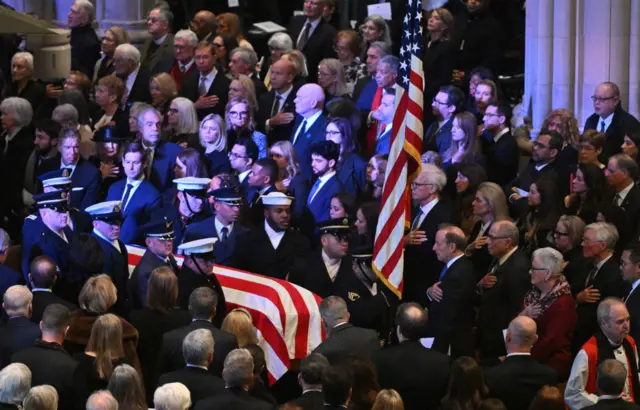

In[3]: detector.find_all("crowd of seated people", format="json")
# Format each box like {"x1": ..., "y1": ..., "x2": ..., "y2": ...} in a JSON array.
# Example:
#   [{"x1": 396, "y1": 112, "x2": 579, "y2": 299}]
[{"x1": 1, "y1": 0, "x2": 640, "y2": 409}]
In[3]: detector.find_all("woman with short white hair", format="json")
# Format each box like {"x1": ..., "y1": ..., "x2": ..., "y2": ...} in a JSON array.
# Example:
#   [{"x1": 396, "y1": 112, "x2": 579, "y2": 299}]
[
  {"x1": 154, "y1": 383, "x2": 191, "y2": 410},
  {"x1": 0, "y1": 363, "x2": 31, "y2": 408},
  {"x1": 23, "y1": 385, "x2": 58, "y2": 410},
  {"x1": 262, "y1": 32, "x2": 293, "y2": 90},
  {"x1": 3, "y1": 52, "x2": 46, "y2": 116},
  {"x1": 167, "y1": 97, "x2": 199, "y2": 148}
]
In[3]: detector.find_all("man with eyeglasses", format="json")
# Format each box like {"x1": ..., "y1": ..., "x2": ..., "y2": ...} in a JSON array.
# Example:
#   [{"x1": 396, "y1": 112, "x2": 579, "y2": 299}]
[
  {"x1": 157, "y1": 29, "x2": 198, "y2": 89},
  {"x1": 354, "y1": 42, "x2": 391, "y2": 109},
  {"x1": 620, "y1": 243, "x2": 640, "y2": 345},
  {"x1": 257, "y1": 59, "x2": 297, "y2": 145},
  {"x1": 573, "y1": 222, "x2": 626, "y2": 355},
  {"x1": 287, "y1": 0, "x2": 337, "y2": 83},
  {"x1": 481, "y1": 101, "x2": 519, "y2": 187},
  {"x1": 476, "y1": 220, "x2": 530, "y2": 359},
  {"x1": 424, "y1": 85, "x2": 465, "y2": 155},
  {"x1": 507, "y1": 129, "x2": 565, "y2": 218},
  {"x1": 141, "y1": 7, "x2": 175, "y2": 74},
  {"x1": 605, "y1": 154, "x2": 640, "y2": 248},
  {"x1": 228, "y1": 138, "x2": 259, "y2": 201},
  {"x1": 180, "y1": 42, "x2": 231, "y2": 120},
  {"x1": 404, "y1": 164, "x2": 456, "y2": 304},
  {"x1": 584, "y1": 82, "x2": 640, "y2": 163},
  {"x1": 246, "y1": 157, "x2": 279, "y2": 226}
]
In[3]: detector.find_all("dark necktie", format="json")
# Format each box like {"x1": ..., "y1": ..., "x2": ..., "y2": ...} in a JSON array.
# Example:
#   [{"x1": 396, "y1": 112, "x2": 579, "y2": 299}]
[
  {"x1": 294, "y1": 120, "x2": 307, "y2": 144},
  {"x1": 271, "y1": 95, "x2": 281, "y2": 117},
  {"x1": 584, "y1": 265, "x2": 599, "y2": 287},
  {"x1": 488, "y1": 258, "x2": 500, "y2": 274},
  {"x1": 439, "y1": 265, "x2": 447, "y2": 280},
  {"x1": 167, "y1": 255, "x2": 179, "y2": 272},
  {"x1": 179, "y1": 64, "x2": 186, "y2": 73},
  {"x1": 411, "y1": 208, "x2": 423, "y2": 230},
  {"x1": 121, "y1": 183, "x2": 134, "y2": 210},
  {"x1": 615, "y1": 193, "x2": 622, "y2": 206},
  {"x1": 308, "y1": 179, "x2": 322, "y2": 204},
  {"x1": 220, "y1": 227, "x2": 229, "y2": 242},
  {"x1": 297, "y1": 22, "x2": 312, "y2": 50},
  {"x1": 199, "y1": 76, "x2": 208, "y2": 95},
  {"x1": 599, "y1": 120, "x2": 606, "y2": 133}
]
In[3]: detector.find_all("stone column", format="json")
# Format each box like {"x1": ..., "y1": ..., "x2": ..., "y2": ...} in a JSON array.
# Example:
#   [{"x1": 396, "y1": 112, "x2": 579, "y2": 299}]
[
  {"x1": 525, "y1": 0, "x2": 640, "y2": 131},
  {"x1": 93, "y1": 0, "x2": 152, "y2": 44}
]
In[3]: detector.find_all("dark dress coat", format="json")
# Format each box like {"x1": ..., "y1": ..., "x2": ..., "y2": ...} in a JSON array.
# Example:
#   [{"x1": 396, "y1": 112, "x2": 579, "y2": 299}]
[
  {"x1": 0, "y1": 316, "x2": 41, "y2": 368},
  {"x1": 193, "y1": 386, "x2": 274, "y2": 410},
  {"x1": 37, "y1": 156, "x2": 101, "y2": 211},
  {"x1": 30, "y1": 290, "x2": 77, "y2": 324},
  {"x1": 287, "y1": 17, "x2": 337, "y2": 83},
  {"x1": 184, "y1": 217, "x2": 249, "y2": 267},
  {"x1": 158, "y1": 367, "x2": 227, "y2": 406},
  {"x1": 70, "y1": 24, "x2": 101, "y2": 79},
  {"x1": 584, "y1": 104, "x2": 640, "y2": 163},
  {"x1": 311, "y1": 322, "x2": 379, "y2": 364},
  {"x1": 180, "y1": 69, "x2": 231, "y2": 120}
]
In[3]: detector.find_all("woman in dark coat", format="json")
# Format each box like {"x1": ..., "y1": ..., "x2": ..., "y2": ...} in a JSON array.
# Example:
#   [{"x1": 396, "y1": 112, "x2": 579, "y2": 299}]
[
  {"x1": 326, "y1": 117, "x2": 367, "y2": 199},
  {"x1": 89, "y1": 125, "x2": 127, "y2": 202}
]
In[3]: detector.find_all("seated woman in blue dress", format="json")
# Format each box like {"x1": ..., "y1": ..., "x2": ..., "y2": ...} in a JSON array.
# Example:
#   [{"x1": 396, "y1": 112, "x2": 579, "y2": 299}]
[{"x1": 198, "y1": 113, "x2": 231, "y2": 177}]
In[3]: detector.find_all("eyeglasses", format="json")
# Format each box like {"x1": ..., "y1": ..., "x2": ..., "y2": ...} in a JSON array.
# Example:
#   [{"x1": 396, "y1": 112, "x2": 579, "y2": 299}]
[
  {"x1": 174, "y1": 45, "x2": 187, "y2": 51},
  {"x1": 228, "y1": 152, "x2": 248, "y2": 159},
  {"x1": 553, "y1": 230, "x2": 569, "y2": 237},
  {"x1": 582, "y1": 237, "x2": 604, "y2": 244},
  {"x1": 147, "y1": 17, "x2": 163, "y2": 23},
  {"x1": 591, "y1": 95, "x2": 616, "y2": 103},
  {"x1": 212, "y1": 43, "x2": 224, "y2": 49},
  {"x1": 432, "y1": 98, "x2": 448, "y2": 106},
  {"x1": 483, "y1": 112, "x2": 501, "y2": 118},
  {"x1": 229, "y1": 111, "x2": 249, "y2": 119},
  {"x1": 411, "y1": 182, "x2": 433, "y2": 189},
  {"x1": 325, "y1": 131, "x2": 342, "y2": 137},
  {"x1": 530, "y1": 267, "x2": 547, "y2": 273},
  {"x1": 487, "y1": 234, "x2": 509, "y2": 240}
]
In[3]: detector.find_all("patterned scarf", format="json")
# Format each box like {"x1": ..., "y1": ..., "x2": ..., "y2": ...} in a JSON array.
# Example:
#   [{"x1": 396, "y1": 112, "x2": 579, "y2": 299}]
[{"x1": 522, "y1": 275, "x2": 572, "y2": 318}]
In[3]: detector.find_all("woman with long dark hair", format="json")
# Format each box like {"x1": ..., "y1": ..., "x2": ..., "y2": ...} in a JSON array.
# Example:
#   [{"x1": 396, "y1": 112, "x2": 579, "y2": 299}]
[
  {"x1": 325, "y1": 117, "x2": 367, "y2": 197},
  {"x1": 453, "y1": 164, "x2": 487, "y2": 235},
  {"x1": 354, "y1": 201, "x2": 380, "y2": 247},
  {"x1": 565, "y1": 163, "x2": 612, "y2": 224},
  {"x1": 519, "y1": 179, "x2": 563, "y2": 256},
  {"x1": 441, "y1": 357, "x2": 488, "y2": 410}
]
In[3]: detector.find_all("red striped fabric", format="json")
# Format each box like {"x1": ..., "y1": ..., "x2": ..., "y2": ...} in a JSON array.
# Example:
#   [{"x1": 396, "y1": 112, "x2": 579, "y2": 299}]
[{"x1": 125, "y1": 245, "x2": 324, "y2": 383}]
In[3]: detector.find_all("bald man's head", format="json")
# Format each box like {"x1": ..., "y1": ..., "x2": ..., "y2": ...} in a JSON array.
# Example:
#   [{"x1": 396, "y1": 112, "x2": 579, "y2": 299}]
[
  {"x1": 396, "y1": 302, "x2": 428, "y2": 341},
  {"x1": 192, "y1": 11, "x2": 217, "y2": 40},
  {"x1": 506, "y1": 316, "x2": 538, "y2": 351},
  {"x1": 270, "y1": 59, "x2": 294, "y2": 91},
  {"x1": 294, "y1": 84, "x2": 325, "y2": 118}
]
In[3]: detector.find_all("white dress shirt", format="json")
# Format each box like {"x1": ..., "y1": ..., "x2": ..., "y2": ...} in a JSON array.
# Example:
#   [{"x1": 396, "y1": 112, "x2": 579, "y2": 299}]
[
  {"x1": 215, "y1": 217, "x2": 233, "y2": 239},
  {"x1": 179, "y1": 59, "x2": 195, "y2": 73},
  {"x1": 154, "y1": 34, "x2": 168, "y2": 46},
  {"x1": 296, "y1": 17, "x2": 322, "y2": 45},
  {"x1": 627, "y1": 278, "x2": 640, "y2": 301},
  {"x1": 413, "y1": 198, "x2": 439, "y2": 229},
  {"x1": 125, "y1": 65, "x2": 140, "y2": 97},
  {"x1": 616, "y1": 182, "x2": 634, "y2": 206},
  {"x1": 59, "y1": 161, "x2": 77, "y2": 176},
  {"x1": 321, "y1": 250, "x2": 341, "y2": 282},
  {"x1": 309, "y1": 171, "x2": 336, "y2": 203},
  {"x1": 265, "y1": 220, "x2": 285, "y2": 249},
  {"x1": 122, "y1": 177, "x2": 144, "y2": 210},
  {"x1": 493, "y1": 127, "x2": 510, "y2": 143},
  {"x1": 498, "y1": 246, "x2": 519, "y2": 267},
  {"x1": 238, "y1": 169, "x2": 251, "y2": 184},
  {"x1": 599, "y1": 112, "x2": 614, "y2": 132},
  {"x1": 92, "y1": 228, "x2": 121, "y2": 252},
  {"x1": 293, "y1": 110, "x2": 323, "y2": 144},
  {"x1": 198, "y1": 67, "x2": 218, "y2": 95}
]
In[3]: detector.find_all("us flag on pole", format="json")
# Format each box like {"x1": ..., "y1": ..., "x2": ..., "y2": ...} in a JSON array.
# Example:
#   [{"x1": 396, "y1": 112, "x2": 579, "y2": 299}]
[{"x1": 372, "y1": 0, "x2": 424, "y2": 298}]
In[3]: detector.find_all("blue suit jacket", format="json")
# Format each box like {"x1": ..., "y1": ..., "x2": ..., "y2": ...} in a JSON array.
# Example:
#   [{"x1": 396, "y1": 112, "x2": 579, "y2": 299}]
[
  {"x1": 376, "y1": 128, "x2": 392, "y2": 155},
  {"x1": 37, "y1": 156, "x2": 100, "y2": 210},
  {"x1": 92, "y1": 233, "x2": 129, "y2": 308},
  {"x1": 423, "y1": 119, "x2": 453, "y2": 155},
  {"x1": 107, "y1": 179, "x2": 162, "y2": 245},
  {"x1": 337, "y1": 153, "x2": 368, "y2": 198},
  {"x1": 306, "y1": 174, "x2": 343, "y2": 225},
  {"x1": 0, "y1": 265, "x2": 21, "y2": 296},
  {"x1": 184, "y1": 216, "x2": 250, "y2": 267},
  {"x1": 148, "y1": 141, "x2": 184, "y2": 206},
  {"x1": 356, "y1": 78, "x2": 378, "y2": 111},
  {"x1": 291, "y1": 113, "x2": 328, "y2": 181}
]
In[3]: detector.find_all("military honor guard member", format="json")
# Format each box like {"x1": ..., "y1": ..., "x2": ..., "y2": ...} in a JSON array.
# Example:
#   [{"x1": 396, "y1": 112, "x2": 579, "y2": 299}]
[
  {"x1": 233, "y1": 192, "x2": 310, "y2": 279},
  {"x1": 129, "y1": 218, "x2": 179, "y2": 309},
  {"x1": 184, "y1": 187, "x2": 248, "y2": 267},
  {"x1": 177, "y1": 237, "x2": 227, "y2": 326},
  {"x1": 86, "y1": 200, "x2": 130, "y2": 314},
  {"x1": 168, "y1": 177, "x2": 213, "y2": 248},
  {"x1": 21, "y1": 170, "x2": 92, "y2": 277}
]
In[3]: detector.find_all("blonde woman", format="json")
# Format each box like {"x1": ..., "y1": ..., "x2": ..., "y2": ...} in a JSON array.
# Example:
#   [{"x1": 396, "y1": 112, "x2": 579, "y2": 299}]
[
  {"x1": 221, "y1": 308, "x2": 258, "y2": 347},
  {"x1": 225, "y1": 97, "x2": 267, "y2": 158},
  {"x1": 318, "y1": 58, "x2": 350, "y2": 102},
  {"x1": 94, "y1": 26, "x2": 130, "y2": 84},
  {"x1": 167, "y1": 97, "x2": 199, "y2": 148},
  {"x1": 150, "y1": 73, "x2": 178, "y2": 119},
  {"x1": 199, "y1": 113, "x2": 231, "y2": 177},
  {"x1": 466, "y1": 181, "x2": 509, "y2": 275},
  {"x1": 270, "y1": 141, "x2": 307, "y2": 219},
  {"x1": 281, "y1": 50, "x2": 308, "y2": 85},
  {"x1": 371, "y1": 389, "x2": 404, "y2": 410},
  {"x1": 228, "y1": 74, "x2": 258, "y2": 111},
  {"x1": 216, "y1": 13, "x2": 253, "y2": 49}
]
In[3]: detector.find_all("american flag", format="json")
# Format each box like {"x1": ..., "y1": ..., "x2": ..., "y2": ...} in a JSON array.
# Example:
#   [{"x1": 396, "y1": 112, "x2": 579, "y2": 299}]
[
  {"x1": 372, "y1": 0, "x2": 425, "y2": 298},
  {"x1": 126, "y1": 245, "x2": 325, "y2": 384}
]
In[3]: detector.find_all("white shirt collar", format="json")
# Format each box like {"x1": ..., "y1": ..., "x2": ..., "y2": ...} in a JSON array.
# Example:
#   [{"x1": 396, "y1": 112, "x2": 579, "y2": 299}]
[
  {"x1": 186, "y1": 364, "x2": 208, "y2": 370},
  {"x1": 322, "y1": 249, "x2": 341, "y2": 268},
  {"x1": 303, "y1": 109, "x2": 323, "y2": 128},
  {"x1": 214, "y1": 217, "x2": 233, "y2": 237},
  {"x1": 419, "y1": 197, "x2": 439, "y2": 217},
  {"x1": 317, "y1": 170, "x2": 336, "y2": 185},
  {"x1": 506, "y1": 352, "x2": 532, "y2": 357},
  {"x1": 446, "y1": 253, "x2": 464, "y2": 269},
  {"x1": 617, "y1": 182, "x2": 634, "y2": 203},
  {"x1": 383, "y1": 123, "x2": 393, "y2": 134},
  {"x1": 596, "y1": 254, "x2": 613, "y2": 271},
  {"x1": 493, "y1": 127, "x2": 510, "y2": 143},
  {"x1": 276, "y1": 85, "x2": 293, "y2": 101},
  {"x1": 31, "y1": 288, "x2": 52, "y2": 293},
  {"x1": 60, "y1": 160, "x2": 77, "y2": 171},
  {"x1": 127, "y1": 65, "x2": 140, "y2": 84},
  {"x1": 499, "y1": 246, "x2": 519, "y2": 266},
  {"x1": 599, "y1": 112, "x2": 615, "y2": 130},
  {"x1": 264, "y1": 220, "x2": 285, "y2": 249},
  {"x1": 200, "y1": 67, "x2": 218, "y2": 83},
  {"x1": 238, "y1": 169, "x2": 251, "y2": 183},
  {"x1": 4, "y1": 126, "x2": 21, "y2": 142},
  {"x1": 535, "y1": 162, "x2": 549, "y2": 171},
  {"x1": 126, "y1": 177, "x2": 144, "y2": 188},
  {"x1": 629, "y1": 279, "x2": 640, "y2": 297},
  {"x1": 179, "y1": 59, "x2": 195, "y2": 72},
  {"x1": 154, "y1": 33, "x2": 168, "y2": 45},
  {"x1": 92, "y1": 228, "x2": 118, "y2": 248}
]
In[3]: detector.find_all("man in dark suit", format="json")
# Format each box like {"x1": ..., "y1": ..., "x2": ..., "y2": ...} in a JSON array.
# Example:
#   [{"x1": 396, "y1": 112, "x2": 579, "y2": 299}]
[
  {"x1": 606, "y1": 154, "x2": 640, "y2": 248},
  {"x1": 67, "y1": 1, "x2": 101, "y2": 79},
  {"x1": 321, "y1": 365, "x2": 352, "y2": 410},
  {"x1": 621, "y1": 244, "x2": 640, "y2": 344},
  {"x1": 229, "y1": 47, "x2": 267, "y2": 99},
  {"x1": 291, "y1": 83, "x2": 328, "y2": 180},
  {"x1": 371, "y1": 87, "x2": 395, "y2": 155},
  {"x1": 11, "y1": 304, "x2": 77, "y2": 410},
  {"x1": 481, "y1": 101, "x2": 520, "y2": 188},
  {"x1": 228, "y1": 138, "x2": 259, "y2": 203},
  {"x1": 129, "y1": 219, "x2": 178, "y2": 309},
  {"x1": 584, "y1": 359, "x2": 640, "y2": 410},
  {"x1": 233, "y1": 192, "x2": 311, "y2": 280},
  {"x1": 86, "y1": 201, "x2": 130, "y2": 314},
  {"x1": 507, "y1": 129, "x2": 564, "y2": 219},
  {"x1": 180, "y1": 42, "x2": 231, "y2": 120},
  {"x1": 26, "y1": 256, "x2": 76, "y2": 324},
  {"x1": 403, "y1": 164, "x2": 457, "y2": 303},
  {"x1": 426, "y1": 225, "x2": 476, "y2": 357},
  {"x1": 477, "y1": 220, "x2": 531, "y2": 359},
  {"x1": 291, "y1": 353, "x2": 329, "y2": 410},
  {"x1": 257, "y1": 59, "x2": 297, "y2": 145},
  {"x1": 245, "y1": 158, "x2": 279, "y2": 227},
  {"x1": 190, "y1": 10, "x2": 217, "y2": 42},
  {"x1": 106, "y1": 142, "x2": 163, "y2": 245},
  {"x1": 37, "y1": 129, "x2": 100, "y2": 211},
  {"x1": 155, "y1": 29, "x2": 198, "y2": 89},
  {"x1": 0, "y1": 285, "x2": 41, "y2": 367},
  {"x1": 424, "y1": 85, "x2": 465, "y2": 155},
  {"x1": 0, "y1": 232, "x2": 20, "y2": 297},
  {"x1": 158, "y1": 287, "x2": 238, "y2": 378},
  {"x1": 158, "y1": 328, "x2": 227, "y2": 406},
  {"x1": 138, "y1": 107, "x2": 184, "y2": 205},
  {"x1": 354, "y1": 42, "x2": 391, "y2": 106},
  {"x1": 584, "y1": 82, "x2": 640, "y2": 163},
  {"x1": 372, "y1": 302, "x2": 450, "y2": 410},
  {"x1": 114, "y1": 44, "x2": 152, "y2": 105},
  {"x1": 304, "y1": 141, "x2": 343, "y2": 231},
  {"x1": 573, "y1": 222, "x2": 627, "y2": 354},
  {"x1": 288, "y1": 0, "x2": 337, "y2": 83},
  {"x1": 194, "y1": 348, "x2": 273, "y2": 410},
  {"x1": 184, "y1": 187, "x2": 249, "y2": 267},
  {"x1": 312, "y1": 296, "x2": 380, "y2": 363},
  {"x1": 141, "y1": 7, "x2": 175, "y2": 74},
  {"x1": 484, "y1": 316, "x2": 558, "y2": 410}
]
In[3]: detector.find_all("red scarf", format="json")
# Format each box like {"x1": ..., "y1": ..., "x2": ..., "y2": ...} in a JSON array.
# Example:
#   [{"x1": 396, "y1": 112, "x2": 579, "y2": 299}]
[{"x1": 366, "y1": 87, "x2": 386, "y2": 153}]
